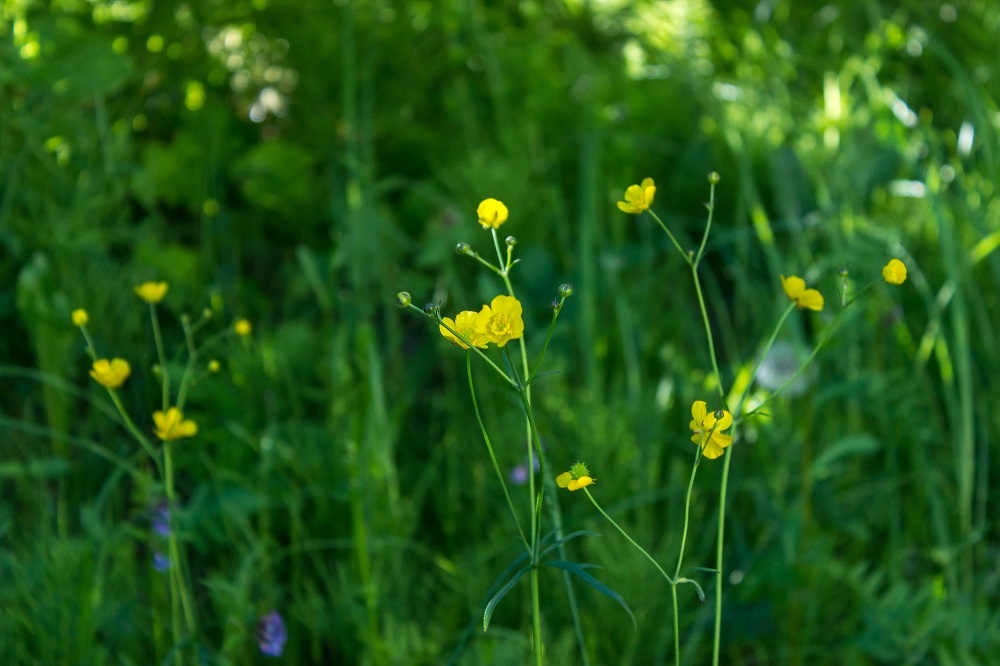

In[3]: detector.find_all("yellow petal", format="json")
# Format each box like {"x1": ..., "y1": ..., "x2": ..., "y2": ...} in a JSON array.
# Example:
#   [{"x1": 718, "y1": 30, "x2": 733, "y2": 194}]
[
  {"x1": 556, "y1": 472, "x2": 573, "y2": 488},
  {"x1": 780, "y1": 274, "x2": 805, "y2": 301},
  {"x1": 799, "y1": 289, "x2": 824, "y2": 311}
]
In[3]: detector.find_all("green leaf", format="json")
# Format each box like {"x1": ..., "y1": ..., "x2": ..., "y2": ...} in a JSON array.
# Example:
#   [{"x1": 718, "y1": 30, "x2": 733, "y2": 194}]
[
  {"x1": 538, "y1": 530, "x2": 599, "y2": 559},
  {"x1": 542, "y1": 560, "x2": 636, "y2": 628},
  {"x1": 482, "y1": 564, "x2": 531, "y2": 632},
  {"x1": 810, "y1": 434, "x2": 881, "y2": 480}
]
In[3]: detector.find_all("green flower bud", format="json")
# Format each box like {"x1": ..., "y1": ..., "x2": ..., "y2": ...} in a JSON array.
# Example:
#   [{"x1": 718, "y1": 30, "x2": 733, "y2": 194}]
[
  {"x1": 505, "y1": 236, "x2": 517, "y2": 247},
  {"x1": 708, "y1": 172, "x2": 720, "y2": 184},
  {"x1": 396, "y1": 291, "x2": 412, "y2": 307},
  {"x1": 558, "y1": 283, "x2": 575, "y2": 298},
  {"x1": 456, "y1": 243, "x2": 471, "y2": 255}
]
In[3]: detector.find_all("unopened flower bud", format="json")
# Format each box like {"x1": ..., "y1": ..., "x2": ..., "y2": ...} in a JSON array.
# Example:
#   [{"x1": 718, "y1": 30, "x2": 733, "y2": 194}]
[
  {"x1": 838, "y1": 267, "x2": 848, "y2": 278},
  {"x1": 550, "y1": 299, "x2": 561, "y2": 312},
  {"x1": 455, "y1": 243, "x2": 471, "y2": 255},
  {"x1": 396, "y1": 291, "x2": 412, "y2": 307},
  {"x1": 202, "y1": 308, "x2": 213, "y2": 319},
  {"x1": 708, "y1": 172, "x2": 720, "y2": 185},
  {"x1": 558, "y1": 283, "x2": 575, "y2": 298},
  {"x1": 423, "y1": 302, "x2": 440, "y2": 317},
  {"x1": 714, "y1": 409, "x2": 725, "y2": 419},
  {"x1": 505, "y1": 236, "x2": 517, "y2": 247}
]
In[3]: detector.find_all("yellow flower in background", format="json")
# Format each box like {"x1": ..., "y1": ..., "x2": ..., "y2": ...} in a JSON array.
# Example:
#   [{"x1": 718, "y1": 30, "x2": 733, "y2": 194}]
[
  {"x1": 153, "y1": 407, "x2": 198, "y2": 442},
  {"x1": 780, "y1": 274, "x2": 824, "y2": 311},
  {"x1": 72, "y1": 309, "x2": 89, "y2": 326},
  {"x1": 882, "y1": 259, "x2": 907, "y2": 285},
  {"x1": 475, "y1": 295, "x2": 524, "y2": 347},
  {"x1": 208, "y1": 359, "x2": 220, "y2": 372},
  {"x1": 689, "y1": 400, "x2": 733, "y2": 460},
  {"x1": 556, "y1": 461, "x2": 595, "y2": 492},
  {"x1": 477, "y1": 198, "x2": 509, "y2": 229},
  {"x1": 440, "y1": 310, "x2": 489, "y2": 349},
  {"x1": 134, "y1": 281, "x2": 169, "y2": 303},
  {"x1": 617, "y1": 177, "x2": 656, "y2": 214},
  {"x1": 234, "y1": 319, "x2": 252, "y2": 336},
  {"x1": 89, "y1": 358, "x2": 131, "y2": 389}
]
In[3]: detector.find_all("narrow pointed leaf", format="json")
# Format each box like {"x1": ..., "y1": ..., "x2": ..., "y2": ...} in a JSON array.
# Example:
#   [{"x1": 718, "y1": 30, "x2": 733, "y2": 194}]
[
  {"x1": 483, "y1": 565, "x2": 531, "y2": 631},
  {"x1": 538, "y1": 530, "x2": 599, "y2": 559},
  {"x1": 542, "y1": 560, "x2": 636, "y2": 628}
]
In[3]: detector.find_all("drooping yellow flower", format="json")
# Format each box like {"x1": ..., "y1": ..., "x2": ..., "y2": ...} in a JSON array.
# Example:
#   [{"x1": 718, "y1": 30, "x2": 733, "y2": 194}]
[
  {"x1": 89, "y1": 358, "x2": 131, "y2": 389},
  {"x1": 72, "y1": 309, "x2": 89, "y2": 326},
  {"x1": 882, "y1": 259, "x2": 907, "y2": 285},
  {"x1": 475, "y1": 295, "x2": 524, "y2": 348},
  {"x1": 477, "y1": 198, "x2": 509, "y2": 229},
  {"x1": 689, "y1": 400, "x2": 733, "y2": 460},
  {"x1": 153, "y1": 407, "x2": 198, "y2": 442},
  {"x1": 439, "y1": 310, "x2": 489, "y2": 349},
  {"x1": 234, "y1": 319, "x2": 252, "y2": 336},
  {"x1": 780, "y1": 275, "x2": 824, "y2": 311},
  {"x1": 134, "y1": 281, "x2": 169, "y2": 303},
  {"x1": 556, "y1": 461, "x2": 595, "y2": 492},
  {"x1": 616, "y1": 177, "x2": 656, "y2": 214}
]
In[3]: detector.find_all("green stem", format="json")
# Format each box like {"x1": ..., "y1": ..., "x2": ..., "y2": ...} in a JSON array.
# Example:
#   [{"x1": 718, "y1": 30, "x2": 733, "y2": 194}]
[
  {"x1": 164, "y1": 443, "x2": 197, "y2": 636},
  {"x1": 466, "y1": 354, "x2": 529, "y2": 552},
  {"x1": 648, "y1": 210, "x2": 688, "y2": 263},
  {"x1": 531, "y1": 566, "x2": 543, "y2": 666},
  {"x1": 672, "y1": 450, "x2": 702, "y2": 666},
  {"x1": 150, "y1": 303, "x2": 169, "y2": 411},
  {"x1": 582, "y1": 489, "x2": 674, "y2": 585},
  {"x1": 175, "y1": 317, "x2": 198, "y2": 410}
]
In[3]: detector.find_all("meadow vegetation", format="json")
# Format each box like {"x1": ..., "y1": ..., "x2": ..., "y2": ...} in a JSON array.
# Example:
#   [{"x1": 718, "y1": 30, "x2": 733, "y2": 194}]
[{"x1": 2, "y1": 1, "x2": 999, "y2": 663}]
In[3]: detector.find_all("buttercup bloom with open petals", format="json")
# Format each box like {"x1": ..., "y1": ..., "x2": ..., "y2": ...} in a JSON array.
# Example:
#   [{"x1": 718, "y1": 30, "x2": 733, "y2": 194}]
[
  {"x1": 153, "y1": 407, "x2": 198, "y2": 442},
  {"x1": 477, "y1": 198, "x2": 509, "y2": 229},
  {"x1": 475, "y1": 295, "x2": 524, "y2": 347},
  {"x1": 72, "y1": 308, "x2": 89, "y2": 326},
  {"x1": 780, "y1": 275, "x2": 824, "y2": 311},
  {"x1": 689, "y1": 400, "x2": 733, "y2": 460},
  {"x1": 439, "y1": 310, "x2": 489, "y2": 349},
  {"x1": 234, "y1": 319, "x2": 252, "y2": 336},
  {"x1": 134, "y1": 281, "x2": 169, "y2": 303},
  {"x1": 617, "y1": 177, "x2": 656, "y2": 214},
  {"x1": 882, "y1": 259, "x2": 907, "y2": 285},
  {"x1": 90, "y1": 358, "x2": 131, "y2": 388},
  {"x1": 556, "y1": 461, "x2": 595, "y2": 492}
]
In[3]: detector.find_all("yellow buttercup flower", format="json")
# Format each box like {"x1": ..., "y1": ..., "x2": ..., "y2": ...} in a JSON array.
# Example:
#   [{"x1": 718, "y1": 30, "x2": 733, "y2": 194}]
[
  {"x1": 439, "y1": 310, "x2": 489, "y2": 349},
  {"x1": 780, "y1": 275, "x2": 824, "y2": 311},
  {"x1": 89, "y1": 358, "x2": 131, "y2": 389},
  {"x1": 475, "y1": 295, "x2": 524, "y2": 348},
  {"x1": 153, "y1": 407, "x2": 198, "y2": 442},
  {"x1": 234, "y1": 319, "x2": 252, "y2": 336},
  {"x1": 477, "y1": 198, "x2": 509, "y2": 229},
  {"x1": 617, "y1": 177, "x2": 656, "y2": 214},
  {"x1": 134, "y1": 281, "x2": 169, "y2": 303},
  {"x1": 556, "y1": 461, "x2": 595, "y2": 492},
  {"x1": 208, "y1": 359, "x2": 220, "y2": 372},
  {"x1": 882, "y1": 259, "x2": 907, "y2": 285},
  {"x1": 72, "y1": 308, "x2": 89, "y2": 326},
  {"x1": 689, "y1": 400, "x2": 733, "y2": 460}
]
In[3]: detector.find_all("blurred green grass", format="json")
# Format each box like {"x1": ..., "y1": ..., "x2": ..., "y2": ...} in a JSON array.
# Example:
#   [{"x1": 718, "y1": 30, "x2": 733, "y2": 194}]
[{"x1": 2, "y1": 0, "x2": 999, "y2": 663}]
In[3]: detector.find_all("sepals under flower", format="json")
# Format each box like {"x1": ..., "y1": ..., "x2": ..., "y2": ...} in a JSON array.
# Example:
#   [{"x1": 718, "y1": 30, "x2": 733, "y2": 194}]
[
  {"x1": 439, "y1": 310, "x2": 489, "y2": 349},
  {"x1": 882, "y1": 259, "x2": 907, "y2": 285},
  {"x1": 617, "y1": 178, "x2": 656, "y2": 214},
  {"x1": 153, "y1": 407, "x2": 198, "y2": 442},
  {"x1": 90, "y1": 358, "x2": 131, "y2": 388},
  {"x1": 556, "y1": 461, "x2": 595, "y2": 492},
  {"x1": 689, "y1": 400, "x2": 733, "y2": 460},
  {"x1": 475, "y1": 295, "x2": 524, "y2": 348},
  {"x1": 780, "y1": 274, "x2": 824, "y2": 311},
  {"x1": 477, "y1": 198, "x2": 509, "y2": 229}
]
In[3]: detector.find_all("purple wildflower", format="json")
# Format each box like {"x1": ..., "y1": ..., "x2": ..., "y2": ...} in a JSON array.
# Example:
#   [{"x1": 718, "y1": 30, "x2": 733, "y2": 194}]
[
  {"x1": 151, "y1": 501, "x2": 170, "y2": 538},
  {"x1": 509, "y1": 453, "x2": 540, "y2": 486},
  {"x1": 152, "y1": 551, "x2": 170, "y2": 572},
  {"x1": 258, "y1": 610, "x2": 287, "y2": 657}
]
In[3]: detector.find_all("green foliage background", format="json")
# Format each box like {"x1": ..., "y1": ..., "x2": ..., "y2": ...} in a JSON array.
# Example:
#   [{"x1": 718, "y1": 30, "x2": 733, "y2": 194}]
[{"x1": 2, "y1": 0, "x2": 999, "y2": 663}]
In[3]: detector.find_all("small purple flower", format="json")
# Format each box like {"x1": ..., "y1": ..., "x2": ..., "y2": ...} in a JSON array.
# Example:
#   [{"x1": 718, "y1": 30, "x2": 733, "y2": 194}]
[
  {"x1": 509, "y1": 453, "x2": 541, "y2": 486},
  {"x1": 258, "y1": 610, "x2": 287, "y2": 657},
  {"x1": 152, "y1": 551, "x2": 170, "y2": 572},
  {"x1": 151, "y1": 501, "x2": 170, "y2": 538}
]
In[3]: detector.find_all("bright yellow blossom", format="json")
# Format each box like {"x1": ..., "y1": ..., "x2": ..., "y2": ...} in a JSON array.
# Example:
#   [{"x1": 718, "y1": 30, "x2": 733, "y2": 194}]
[
  {"x1": 556, "y1": 461, "x2": 595, "y2": 492},
  {"x1": 72, "y1": 309, "x2": 89, "y2": 326},
  {"x1": 439, "y1": 310, "x2": 489, "y2": 349},
  {"x1": 882, "y1": 259, "x2": 907, "y2": 285},
  {"x1": 134, "y1": 281, "x2": 169, "y2": 303},
  {"x1": 208, "y1": 360, "x2": 220, "y2": 372},
  {"x1": 477, "y1": 198, "x2": 509, "y2": 229},
  {"x1": 152, "y1": 407, "x2": 198, "y2": 442},
  {"x1": 689, "y1": 400, "x2": 733, "y2": 460},
  {"x1": 89, "y1": 358, "x2": 131, "y2": 389},
  {"x1": 475, "y1": 295, "x2": 524, "y2": 348},
  {"x1": 780, "y1": 274, "x2": 824, "y2": 311},
  {"x1": 234, "y1": 319, "x2": 252, "y2": 336},
  {"x1": 617, "y1": 177, "x2": 656, "y2": 214}
]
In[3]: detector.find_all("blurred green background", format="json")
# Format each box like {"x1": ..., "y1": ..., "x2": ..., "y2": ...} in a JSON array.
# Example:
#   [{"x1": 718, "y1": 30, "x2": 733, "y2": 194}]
[{"x1": 2, "y1": 0, "x2": 999, "y2": 663}]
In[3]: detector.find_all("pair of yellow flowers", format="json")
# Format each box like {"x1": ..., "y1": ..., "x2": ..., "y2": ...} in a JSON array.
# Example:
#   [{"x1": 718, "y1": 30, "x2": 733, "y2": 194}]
[{"x1": 439, "y1": 294, "x2": 525, "y2": 349}]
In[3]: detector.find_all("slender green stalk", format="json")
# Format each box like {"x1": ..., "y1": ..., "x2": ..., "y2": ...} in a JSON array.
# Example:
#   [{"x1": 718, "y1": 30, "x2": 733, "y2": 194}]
[
  {"x1": 466, "y1": 354, "x2": 530, "y2": 552},
  {"x1": 150, "y1": 303, "x2": 169, "y2": 411},
  {"x1": 672, "y1": 449, "x2": 702, "y2": 666},
  {"x1": 175, "y1": 317, "x2": 198, "y2": 410},
  {"x1": 582, "y1": 489, "x2": 674, "y2": 585}
]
